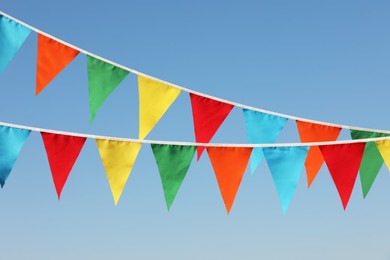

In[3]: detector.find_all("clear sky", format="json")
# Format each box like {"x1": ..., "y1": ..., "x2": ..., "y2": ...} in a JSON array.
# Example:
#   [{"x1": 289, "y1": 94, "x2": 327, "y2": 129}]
[{"x1": 1, "y1": 1, "x2": 390, "y2": 259}]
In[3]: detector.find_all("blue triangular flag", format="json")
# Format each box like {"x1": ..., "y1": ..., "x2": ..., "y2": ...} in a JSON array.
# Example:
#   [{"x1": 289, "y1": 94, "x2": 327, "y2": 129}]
[
  {"x1": 0, "y1": 126, "x2": 31, "y2": 187},
  {"x1": 263, "y1": 146, "x2": 308, "y2": 214},
  {"x1": 243, "y1": 109, "x2": 288, "y2": 173},
  {"x1": 0, "y1": 15, "x2": 31, "y2": 74}
]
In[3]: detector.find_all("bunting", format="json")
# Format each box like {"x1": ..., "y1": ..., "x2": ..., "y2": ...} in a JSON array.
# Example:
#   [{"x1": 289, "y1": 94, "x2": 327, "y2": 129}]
[
  {"x1": 36, "y1": 34, "x2": 79, "y2": 95},
  {"x1": 243, "y1": 109, "x2": 288, "y2": 174},
  {"x1": 87, "y1": 56, "x2": 129, "y2": 122},
  {"x1": 41, "y1": 132, "x2": 86, "y2": 199},
  {"x1": 296, "y1": 121, "x2": 341, "y2": 187},
  {"x1": 263, "y1": 146, "x2": 308, "y2": 214},
  {"x1": 320, "y1": 143, "x2": 365, "y2": 209},
  {"x1": 0, "y1": 126, "x2": 31, "y2": 187},
  {"x1": 138, "y1": 76, "x2": 181, "y2": 140},
  {"x1": 151, "y1": 144, "x2": 196, "y2": 210},
  {"x1": 96, "y1": 139, "x2": 141, "y2": 205},
  {"x1": 190, "y1": 94, "x2": 234, "y2": 160},
  {"x1": 0, "y1": 15, "x2": 31, "y2": 74},
  {"x1": 207, "y1": 147, "x2": 252, "y2": 214},
  {"x1": 350, "y1": 130, "x2": 390, "y2": 198}
]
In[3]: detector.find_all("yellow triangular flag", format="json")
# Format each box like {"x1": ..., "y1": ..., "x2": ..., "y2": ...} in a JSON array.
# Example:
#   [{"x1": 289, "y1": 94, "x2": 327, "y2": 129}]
[
  {"x1": 138, "y1": 75, "x2": 181, "y2": 139},
  {"x1": 95, "y1": 139, "x2": 141, "y2": 205},
  {"x1": 376, "y1": 140, "x2": 390, "y2": 171}
]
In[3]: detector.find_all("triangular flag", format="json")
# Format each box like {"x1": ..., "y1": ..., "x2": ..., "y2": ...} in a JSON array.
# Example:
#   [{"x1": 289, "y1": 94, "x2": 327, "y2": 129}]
[
  {"x1": 87, "y1": 56, "x2": 129, "y2": 122},
  {"x1": 151, "y1": 144, "x2": 196, "y2": 210},
  {"x1": 350, "y1": 130, "x2": 390, "y2": 198},
  {"x1": 320, "y1": 143, "x2": 365, "y2": 210},
  {"x1": 96, "y1": 139, "x2": 141, "y2": 205},
  {"x1": 243, "y1": 109, "x2": 288, "y2": 174},
  {"x1": 36, "y1": 34, "x2": 80, "y2": 95},
  {"x1": 190, "y1": 93, "x2": 234, "y2": 160},
  {"x1": 41, "y1": 132, "x2": 86, "y2": 199},
  {"x1": 207, "y1": 147, "x2": 252, "y2": 214},
  {"x1": 0, "y1": 15, "x2": 31, "y2": 74},
  {"x1": 0, "y1": 125, "x2": 30, "y2": 187},
  {"x1": 138, "y1": 76, "x2": 181, "y2": 140},
  {"x1": 296, "y1": 120, "x2": 341, "y2": 187},
  {"x1": 263, "y1": 146, "x2": 308, "y2": 214},
  {"x1": 376, "y1": 139, "x2": 390, "y2": 172}
]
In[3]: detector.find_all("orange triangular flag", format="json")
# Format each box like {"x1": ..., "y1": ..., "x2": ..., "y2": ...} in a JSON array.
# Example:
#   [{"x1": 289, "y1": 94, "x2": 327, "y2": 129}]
[
  {"x1": 207, "y1": 147, "x2": 252, "y2": 214},
  {"x1": 36, "y1": 34, "x2": 79, "y2": 95},
  {"x1": 296, "y1": 120, "x2": 341, "y2": 187}
]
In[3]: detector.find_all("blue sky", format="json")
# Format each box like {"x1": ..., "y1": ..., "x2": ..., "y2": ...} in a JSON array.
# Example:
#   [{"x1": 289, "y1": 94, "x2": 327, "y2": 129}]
[{"x1": 1, "y1": 1, "x2": 390, "y2": 259}]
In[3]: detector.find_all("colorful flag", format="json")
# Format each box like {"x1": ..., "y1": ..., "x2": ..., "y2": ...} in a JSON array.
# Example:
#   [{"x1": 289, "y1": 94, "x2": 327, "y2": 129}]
[
  {"x1": 138, "y1": 76, "x2": 181, "y2": 139},
  {"x1": 96, "y1": 139, "x2": 141, "y2": 205},
  {"x1": 41, "y1": 132, "x2": 86, "y2": 198},
  {"x1": 87, "y1": 56, "x2": 129, "y2": 122},
  {"x1": 0, "y1": 15, "x2": 31, "y2": 74},
  {"x1": 151, "y1": 144, "x2": 196, "y2": 210}
]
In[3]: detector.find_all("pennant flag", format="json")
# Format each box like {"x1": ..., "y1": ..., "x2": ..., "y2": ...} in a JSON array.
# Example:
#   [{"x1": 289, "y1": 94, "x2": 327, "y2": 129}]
[
  {"x1": 207, "y1": 147, "x2": 252, "y2": 214},
  {"x1": 138, "y1": 76, "x2": 181, "y2": 140},
  {"x1": 243, "y1": 109, "x2": 288, "y2": 174},
  {"x1": 0, "y1": 15, "x2": 31, "y2": 74},
  {"x1": 41, "y1": 132, "x2": 86, "y2": 199},
  {"x1": 296, "y1": 120, "x2": 341, "y2": 187},
  {"x1": 376, "y1": 139, "x2": 390, "y2": 172},
  {"x1": 151, "y1": 144, "x2": 196, "y2": 210},
  {"x1": 320, "y1": 143, "x2": 365, "y2": 209},
  {"x1": 0, "y1": 126, "x2": 30, "y2": 187},
  {"x1": 190, "y1": 93, "x2": 234, "y2": 160},
  {"x1": 96, "y1": 139, "x2": 141, "y2": 205},
  {"x1": 263, "y1": 146, "x2": 308, "y2": 214},
  {"x1": 36, "y1": 34, "x2": 80, "y2": 95},
  {"x1": 350, "y1": 130, "x2": 390, "y2": 198},
  {"x1": 87, "y1": 56, "x2": 129, "y2": 122}
]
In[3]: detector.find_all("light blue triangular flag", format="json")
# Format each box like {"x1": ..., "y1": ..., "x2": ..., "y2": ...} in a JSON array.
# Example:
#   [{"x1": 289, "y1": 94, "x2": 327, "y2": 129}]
[
  {"x1": 0, "y1": 15, "x2": 31, "y2": 74},
  {"x1": 243, "y1": 109, "x2": 288, "y2": 174},
  {"x1": 263, "y1": 146, "x2": 308, "y2": 215},
  {"x1": 0, "y1": 125, "x2": 31, "y2": 187}
]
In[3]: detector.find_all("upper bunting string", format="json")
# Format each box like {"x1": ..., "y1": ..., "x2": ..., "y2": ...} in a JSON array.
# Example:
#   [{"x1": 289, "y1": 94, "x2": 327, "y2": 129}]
[
  {"x1": 1, "y1": 10, "x2": 390, "y2": 136},
  {"x1": 2, "y1": 120, "x2": 390, "y2": 147}
]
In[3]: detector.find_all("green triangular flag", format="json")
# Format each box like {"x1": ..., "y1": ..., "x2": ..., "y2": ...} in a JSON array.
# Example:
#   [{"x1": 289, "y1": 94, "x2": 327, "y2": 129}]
[
  {"x1": 87, "y1": 55, "x2": 129, "y2": 122},
  {"x1": 350, "y1": 130, "x2": 390, "y2": 198},
  {"x1": 151, "y1": 144, "x2": 196, "y2": 210}
]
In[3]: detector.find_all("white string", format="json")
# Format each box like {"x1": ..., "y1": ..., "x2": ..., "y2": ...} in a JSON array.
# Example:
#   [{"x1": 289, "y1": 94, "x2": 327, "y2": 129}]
[
  {"x1": 2, "y1": 121, "x2": 390, "y2": 148},
  {"x1": 1, "y1": 10, "x2": 390, "y2": 136}
]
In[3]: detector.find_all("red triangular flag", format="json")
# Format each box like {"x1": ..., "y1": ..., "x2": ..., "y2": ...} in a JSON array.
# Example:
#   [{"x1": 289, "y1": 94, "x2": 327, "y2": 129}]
[
  {"x1": 190, "y1": 93, "x2": 234, "y2": 160},
  {"x1": 207, "y1": 147, "x2": 252, "y2": 214},
  {"x1": 296, "y1": 120, "x2": 341, "y2": 187},
  {"x1": 36, "y1": 34, "x2": 80, "y2": 95},
  {"x1": 41, "y1": 132, "x2": 86, "y2": 198},
  {"x1": 320, "y1": 143, "x2": 365, "y2": 210}
]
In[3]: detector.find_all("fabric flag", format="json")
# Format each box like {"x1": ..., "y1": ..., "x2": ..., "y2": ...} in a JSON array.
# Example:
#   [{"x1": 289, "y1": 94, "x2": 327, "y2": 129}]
[
  {"x1": 87, "y1": 56, "x2": 129, "y2": 122},
  {"x1": 243, "y1": 109, "x2": 288, "y2": 174},
  {"x1": 207, "y1": 147, "x2": 252, "y2": 214},
  {"x1": 0, "y1": 15, "x2": 31, "y2": 74},
  {"x1": 138, "y1": 76, "x2": 181, "y2": 140},
  {"x1": 36, "y1": 34, "x2": 80, "y2": 95},
  {"x1": 350, "y1": 130, "x2": 390, "y2": 198},
  {"x1": 296, "y1": 120, "x2": 341, "y2": 187},
  {"x1": 376, "y1": 140, "x2": 390, "y2": 172},
  {"x1": 263, "y1": 146, "x2": 308, "y2": 214},
  {"x1": 320, "y1": 143, "x2": 365, "y2": 210},
  {"x1": 96, "y1": 139, "x2": 141, "y2": 205},
  {"x1": 190, "y1": 93, "x2": 234, "y2": 160},
  {"x1": 151, "y1": 144, "x2": 196, "y2": 210},
  {"x1": 41, "y1": 132, "x2": 86, "y2": 199},
  {"x1": 0, "y1": 125, "x2": 31, "y2": 187}
]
